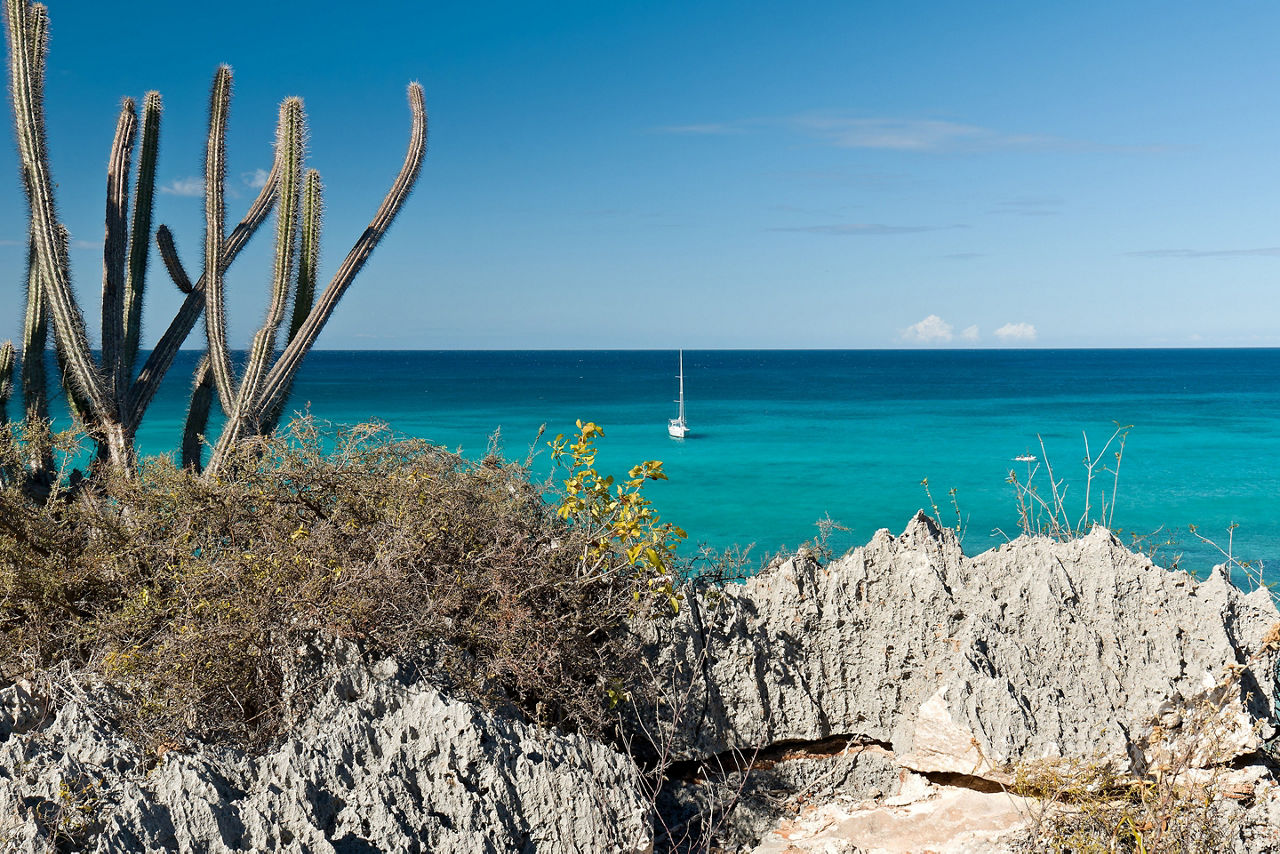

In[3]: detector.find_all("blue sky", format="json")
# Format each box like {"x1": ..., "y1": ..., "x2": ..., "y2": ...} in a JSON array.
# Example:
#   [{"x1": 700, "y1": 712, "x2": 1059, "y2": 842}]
[{"x1": 4, "y1": 0, "x2": 1280, "y2": 348}]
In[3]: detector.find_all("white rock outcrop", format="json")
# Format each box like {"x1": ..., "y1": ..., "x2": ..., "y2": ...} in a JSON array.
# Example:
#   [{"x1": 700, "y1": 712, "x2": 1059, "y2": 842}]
[
  {"x1": 634, "y1": 513, "x2": 1280, "y2": 782},
  {"x1": 0, "y1": 653, "x2": 652, "y2": 853}
]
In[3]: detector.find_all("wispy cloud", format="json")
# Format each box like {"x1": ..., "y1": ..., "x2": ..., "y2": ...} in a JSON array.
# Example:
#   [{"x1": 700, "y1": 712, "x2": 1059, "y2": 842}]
[
  {"x1": 1127, "y1": 247, "x2": 1280, "y2": 259},
  {"x1": 770, "y1": 223, "x2": 966, "y2": 236},
  {"x1": 994, "y1": 322, "x2": 1037, "y2": 342},
  {"x1": 243, "y1": 168, "x2": 269, "y2": 189},
  {"x1": 160, "y1": 176, "x2": 204, "y2": 197},
  {"x1": 901, "y1": 314, "x2": 954, "y2": 344},
  {"x1": 656, "y1": 114, "x2": 1162, "y2": 154},
  {"x1": 790, "y1": 116, "x2": 1062, "y2": 152},
  {"x1": 961, "y1": 325, "x2": 980, "y2": 342},
  {"x1": 941, "y1": 252, "x2": 984, "y2": 260}
]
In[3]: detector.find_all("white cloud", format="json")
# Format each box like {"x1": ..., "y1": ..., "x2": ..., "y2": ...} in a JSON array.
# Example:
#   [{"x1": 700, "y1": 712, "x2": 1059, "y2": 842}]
[
  {"x1": 160, "y1": 176, "x2": 204, "y2": 197},
  {"x1": 960, "y1": 325, "x2": 980, "y2": 342},
  {"x1": 994, "y1": 322, "x2": 1037, "y2": 342},
  {"x1": 901, "y1": 314, "x2": 954, "y2": 344},
  {"x1": 243, "y1": 168, "x2": 269, "y2": 189}
]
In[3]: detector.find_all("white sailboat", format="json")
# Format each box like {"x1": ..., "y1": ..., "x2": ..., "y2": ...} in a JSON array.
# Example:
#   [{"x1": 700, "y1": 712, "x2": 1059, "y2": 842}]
[{"x1": 667, "y1": 350, "x2": 688, "y2": 438}]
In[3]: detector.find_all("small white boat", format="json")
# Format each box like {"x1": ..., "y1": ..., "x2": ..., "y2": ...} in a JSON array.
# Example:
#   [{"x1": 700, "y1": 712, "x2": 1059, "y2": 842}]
[{"x1": 667, "y1": 350, "x2": 688, "y2": 438}]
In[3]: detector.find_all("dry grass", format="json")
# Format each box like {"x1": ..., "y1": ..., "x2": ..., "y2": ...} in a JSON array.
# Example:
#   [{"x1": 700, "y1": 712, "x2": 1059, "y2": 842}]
[
  {"x1": 0, "y1": 417, "x2": 672, "y2": 752},
  {"x1": 1011, "y1": 663, "x2": 1264, "y2": 853}
]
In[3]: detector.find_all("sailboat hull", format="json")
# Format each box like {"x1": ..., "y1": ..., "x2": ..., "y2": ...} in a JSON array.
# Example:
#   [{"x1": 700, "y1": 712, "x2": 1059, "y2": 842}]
[{"x1": 667, "y1": 419, "x2": 687, "y2": 439}]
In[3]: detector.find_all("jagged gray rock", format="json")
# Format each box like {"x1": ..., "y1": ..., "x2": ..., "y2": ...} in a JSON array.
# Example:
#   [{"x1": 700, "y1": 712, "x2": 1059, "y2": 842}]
[
  {"x1": 0, "y1": 652, "x2": 652, "y2": 853},
  {"x1": 633, "y1": 512, "x2": 1280, "y2": 781},
  {"x1": 5, "y1": 516, "x2": 1280, "y2": 853}
]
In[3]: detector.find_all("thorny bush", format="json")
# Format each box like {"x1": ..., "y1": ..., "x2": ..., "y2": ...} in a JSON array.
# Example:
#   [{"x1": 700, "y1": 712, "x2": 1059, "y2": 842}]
[{"x1": 0, "y1": 417, "x2": 683, "y2": 753}]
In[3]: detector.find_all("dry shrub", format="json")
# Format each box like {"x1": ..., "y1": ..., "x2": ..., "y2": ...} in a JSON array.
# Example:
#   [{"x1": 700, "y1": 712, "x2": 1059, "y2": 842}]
[
  {"x1": 0, "y1": 418, "x2": 666, "y2": 752},
  {"x1": 1012, "y1": 665, "x2": 1258, "y2": 853}
]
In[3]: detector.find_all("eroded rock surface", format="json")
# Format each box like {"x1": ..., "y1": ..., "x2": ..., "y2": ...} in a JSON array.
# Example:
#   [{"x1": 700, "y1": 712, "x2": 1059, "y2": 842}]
[
  {"x1": 632, "y1": 514, "x2": 1280, "y2": 851},
  {"x1": 635, "y1": 513, "x2": 1280, "y2": 776},
  {"x1": 0, "y1": 653, "x2": 651, "y2": 853}
]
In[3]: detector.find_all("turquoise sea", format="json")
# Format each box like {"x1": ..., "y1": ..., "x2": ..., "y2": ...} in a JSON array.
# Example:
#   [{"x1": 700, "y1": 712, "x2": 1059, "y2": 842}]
[{"x1": 124, "y1": 349, "x2": 1280, "y2": 576}]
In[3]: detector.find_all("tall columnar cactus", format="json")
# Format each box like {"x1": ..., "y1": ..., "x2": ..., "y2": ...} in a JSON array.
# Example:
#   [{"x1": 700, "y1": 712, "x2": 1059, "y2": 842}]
[
  {"x1": 0, "y1": 340, "x2": 13, "y2": 425},
  {"x1": 5, "y1": 0, "x2": 425, "y2": 478},
  {"x1": 4, "y1": 0, "x2": 276, "y2": 470},
  {"x1": 204, "y1": 83, "x2": 425, "y2": 477},
  {"x1": 180, "y1": 80, "x2": 425, "y2": 477}
]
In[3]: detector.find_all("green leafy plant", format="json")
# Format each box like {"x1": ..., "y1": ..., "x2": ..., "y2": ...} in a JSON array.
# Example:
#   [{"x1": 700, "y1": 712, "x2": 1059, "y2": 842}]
[{"x1": 550, "y1": 420, "x2": 687, "y2": 613}]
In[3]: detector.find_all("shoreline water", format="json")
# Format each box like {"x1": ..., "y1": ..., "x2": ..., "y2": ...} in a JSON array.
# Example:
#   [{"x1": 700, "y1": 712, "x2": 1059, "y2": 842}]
[{"x1": 27, "y1": 347, "x2": 1280, "y2": 576}]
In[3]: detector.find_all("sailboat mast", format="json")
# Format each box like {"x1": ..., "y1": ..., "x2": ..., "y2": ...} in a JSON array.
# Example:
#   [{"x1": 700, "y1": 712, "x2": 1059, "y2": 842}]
[{"x1": 677, "y1": 350, "x2": 685, "y2": 421}]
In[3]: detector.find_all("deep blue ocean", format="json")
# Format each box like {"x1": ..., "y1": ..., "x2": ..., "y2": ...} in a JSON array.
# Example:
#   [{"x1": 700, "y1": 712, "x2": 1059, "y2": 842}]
[{"x1": 121, "y1": 349, "x2": 1280, "y2": 576}]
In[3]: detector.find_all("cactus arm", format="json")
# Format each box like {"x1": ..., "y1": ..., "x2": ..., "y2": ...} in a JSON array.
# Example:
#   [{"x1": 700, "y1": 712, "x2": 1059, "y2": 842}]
[
  {"x1": 100, "y1": 97, "x2": 137, "y2": 402},
  {"x1": 202, "y1": 65, "x2": 235, "y2": 414},
  {"x1": 155, "y1": 224, "x2": 193, "y2": 294},
  {"x1": 20, "y1": 229, "x2": 48, "y2": 423},
  {"x1": 124, "y1": 160, "x2": 279, "y2": 433},
  {"x1": 181, "y1": 356, "x2": 213, "y2": 472},
  {"x1": 224, "y1": 98, "x2": 303, "y2": 437},
  {"x1": 250, "y1": 83, "x2": 426, "y2": 429},
  {"x1": 46, "y1": 223, "x2": 93, "y2": 424},
  {"x1": 0, "y1": 341, "x2": 14, "y2": 425},
  {"x1": 289, "y1": 168, "x2": 322, "y2": 343},
  {"x1": 263, "y1": 167, "x2": 322, "y2": 434},
  {"x1": 121, "y1": 91, "x2": 161, "y2": 383},
  {"x1": 4, "y1": 0, "x2": 110, "y2": 420}
]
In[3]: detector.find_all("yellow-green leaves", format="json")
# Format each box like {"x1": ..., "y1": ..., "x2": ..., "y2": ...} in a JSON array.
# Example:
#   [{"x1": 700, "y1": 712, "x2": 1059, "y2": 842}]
[{"x1": 550, "y1": 420, "x2": 687, "y2": 614}]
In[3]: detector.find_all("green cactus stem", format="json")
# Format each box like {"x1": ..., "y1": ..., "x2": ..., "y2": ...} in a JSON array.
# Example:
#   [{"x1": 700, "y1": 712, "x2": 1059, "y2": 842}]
[
  {"x1": 202, "y1": 65, "x2": 235, "y2": 415},
  {"x1": 5, "y1": 0, "x2": 111, "y2": 425},
  {"x1": 20, "y1": 230, "x2": 48, "y2": 424},
  {"x1": 181, "y1": 356, "x2": 213, "y2": 472},
  {"x1": 289, "y1": 168, "x2": 322, "y2": 343},
  {"x1": 263, "y1": 167, "x2": 322, "y2": 434},
  {"x1": 125, "y1": 160, "x2": 279, "y2": 434},
  {"x1": 205, "y1": 83, "x2": 425, "y2": 477},
  {"x1": 225, "y1": 97, "x2": 304, "y2": 439},
  {"x1": 0, "y1": 340, "x2": 14, "y2": 425},
  {"x1": 154, "y1": 224, "x2": 192, "y2": 294},
  {"x1": 121, "y1": 90, "x2": 161, "y2": 384},
  {"x1": 100, "y1": 97, "x2": 137, "y2": 402}
]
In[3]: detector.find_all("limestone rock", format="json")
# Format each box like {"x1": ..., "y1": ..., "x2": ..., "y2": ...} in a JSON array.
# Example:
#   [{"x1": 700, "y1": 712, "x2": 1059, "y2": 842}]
[
  {"x1": 633, "y1": 513, "x2": 1280, "y2": 784},
  {"x1": 0, "y1": 654, "x2": 651, "y2": 853}
]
